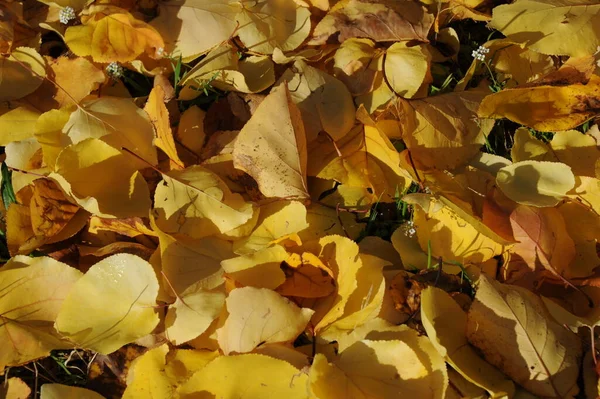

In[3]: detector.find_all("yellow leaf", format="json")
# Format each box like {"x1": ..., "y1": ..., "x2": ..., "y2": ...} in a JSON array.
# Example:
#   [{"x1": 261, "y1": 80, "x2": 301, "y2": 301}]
[
  {"x1": 177, "y1": 354, "x2": 309, "y2": 398},
  {"x1": 179, "y1": 44, "x2": 275, "y2": 100},
  {"x1": 310, "y1": 338, "x2": 447, "y2": 399},
  {"x1": 164, "y1": 349, "x2": 220, "y2": 385},
  {"x1": 299, "y1": 202, "x2": 363, "y2": 242},
  {"x1": 1, "y1": 377, "x2": 31, "y2": 399},
  {"x1": 333, "y1": 38, "x2": 382, "y2": 96},
  {"x1": 150, "y1": 0, "x2": 241, "y2": 62},
  {"x1": 309, "y1": 0, "x2": 434, "y2": 45},
  {"x1": 40, "y1": 384, "x2": 105, "y2": 399},
  {"x1": 176, "y1": 105, "x2": 205, "y2": 158},
  {"x1": 52, "y1": 138, "x2": 151, "y2": 218},
  {"x1": 217, "y1": 287, "x2": 314, "y2": 354},
  {"x1": 145, "y1": 85, "x2": 184, "y2": 169},
  {"x1": 491, "y1": 39, "x2": 555, "y2": 87},
  {"x1": 308, "y1": 113, "x2": 411, "y2": 201},
  {"x1": 236, "y1": 0, "x2": 311, "y2": 54},
  {"x1": 233, "y1": 83, "x2": 309, "y2": 199},
  {"x1": 0, "y1": 106, "x2": 40, "y2": 146},
  {"x1": 394, "y1": 90, "x2": 494, "y2": 170},
  {"x1": 557, "y1": 201, "x2": 600, "y2": 278},
  {"x1": 478, "y1": 75, "x2": 600, "y2": 131},
  {"x1": 0, "y1": 47, "x2": 46, "y2": 101},
  {"x1": 65, "y1": 9, "x2": 164, "y2": 63},
  {"x1": 466, "y1": 274, "x2": 582, "y2": 398},
  {"x1": 550, "y1": 130, "x2": 600, "y2": 177},
  {"x1": 490, "y1": 0, "x2": 600, "y2": 57},
  {"x1": 122, "y1": 344, "x2": 173, "y2": 399},
  {"x1": 510, "y1": 127, "x2": 553, "y2": 162},
  {"x1": 88, "y1": 216, "x2": 157, "y2": 238},
  {"x1": 55, "y1": 254, "x2": 160, "y2": 354},
  {"x1": 165, "y1": 286, "x2": 225, "y2": 345},
  {"x1": 232, "y1": 200, "x2": 309, "y2": 254},
  {"x1": 0, "y1": 256, "x2": 82, "y2": 370},
  {"x1": 280, "y1": 60, "x2": 355, "y2": 143},
  {"x1": 154, "y1": 165, "x2": 254, "y2": 238},
  {"x1": 221, "y1": 245, "x2": 288, "y2": 289},
  {"x1": 276, "y1": 251, "x2": 335, "y2": 298},
  {"x1": 413, "y1": 197, "x2": 507, "y2": 264},
  {"x1": 63, "y1": 97, "x2": 157, "y2": 166},
  {"x1": 496, "y1": 160, "x2": 575, "y2": 207},
  {"x1": 154, "y1": 224, "x2": 233, "y2": 295},
  {"x1": 30, "y1": 178, "x2": 80, "y2": 237},
  {"x1": 384, "y1": 41, "x2": 431, "y2": 98},
  {"x1": 35, "y1": 108, "x2": 73, "y2": 169},
  {"x1": 421, "y1": 286, "x2": 516, "y2": 398}
]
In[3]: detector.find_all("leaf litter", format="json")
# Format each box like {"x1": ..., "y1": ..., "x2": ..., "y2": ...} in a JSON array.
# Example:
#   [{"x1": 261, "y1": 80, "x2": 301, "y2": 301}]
[{"x1": 1, "y1": 0, "x2": 600, "y2": 398}]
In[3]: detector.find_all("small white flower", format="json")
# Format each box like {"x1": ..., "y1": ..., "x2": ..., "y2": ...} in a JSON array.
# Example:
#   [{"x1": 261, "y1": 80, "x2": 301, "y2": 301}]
[
  {"x1": 106, "y1": 62, "x2": 124, "y2": 79},
  {"x1": 401, "y1": 220, "x2": 416, "y2": 238},
  {"x1": 471, "y1": 45, "x2": 489, "y2": 61},
  {"x1": 156, "y1": 47, "x2": 165, "y2": 58},
  {"x1": 59, "y1": 6, "x2": 76, "y2": 25}
]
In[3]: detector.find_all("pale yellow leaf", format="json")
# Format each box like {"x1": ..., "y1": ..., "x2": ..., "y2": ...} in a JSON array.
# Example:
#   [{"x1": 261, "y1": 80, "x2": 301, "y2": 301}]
[
  {"x1": 0, "y1": 256, "x2": 82, "y2": 370},
  {"x1": 384, "y1": 41, "x2": 431, "y2": 98},
  {"x1": 221, "y1": 245, "x2": 288, "y2": 289},
  {"x1": 217, "y1": 287, "x2": 314, "y2": 354},
  {"x1": 0, "y1": 106, "x2": 40, "y2": 146},
  {"x1": 55, "y1": 254, "x2": 160, "y2": 354},
  {"x1": 122, "y1": 344, "x2": 173, "y2": 399},
  {"x1": 496, "y1": 160, "x2": 575, "y2": 207}
]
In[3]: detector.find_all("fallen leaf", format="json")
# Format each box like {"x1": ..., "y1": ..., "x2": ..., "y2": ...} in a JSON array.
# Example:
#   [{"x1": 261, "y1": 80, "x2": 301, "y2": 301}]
[
  {"x1": 221, "y1": 245, "x2": 288, "y2": 289},
  {"x1": 177, "y1": 354, "x2": 309, "y2": 398},
  {"x1": 0, "y1": 256, "x2": 82, "y2": 370},
  {"x1": 496, "y1": 160, "x2": 575, "y2": 207},
  {"x1": 384, "y1": 41, "x2": 431, "y2": 98},
  {"x1": 421, "y1": 286, "x2": 516, "y2": 398},
  {"x1": 65, "y1": 7, "x2": 164, "y2": 63},
  {"x1": 466, "y1": 274, "x2": 582, "y2": 398},
  {"x1": 122, "y1": 344, "x2": 173, "y2": 399},
  {"x1": 40, "y1": 384, "x2": 106, "y2": 399},
  {"x1": 309, "y1": 0, "x2": 434, "y2": 45},
  {"x1": 55, "y1": 254, "x2": 160, "y2": 354},
  {"x1": 0, "y1": 47, "x2": 46, "y2": 101},
  {"x1": 217, "y1": 287, "x2": 314, "y2": 354},
  {"x1": 0, "y1": 377, "x2": 31, "y2": 399},
  {"x1": 145, "y1": 85, "x2": 184, "y2": 169},
  {"x1": 232, "y1": 83, "x2": 309, "y2": 199}
]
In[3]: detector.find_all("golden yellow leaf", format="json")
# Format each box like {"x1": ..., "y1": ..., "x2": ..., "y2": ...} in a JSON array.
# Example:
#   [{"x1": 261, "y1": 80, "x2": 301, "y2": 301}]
[
  {"x1": 150, "y1": 0, "x2": 241, "y2": 62},
  {"x1": 232, "y1": 83, "x2": 309, "y2": 199},
  {"x1": 490, "y1": 0, "x2": 600, "y2": 57},
  {"x1": 280, "y1": 60, "x2": 355, "y2": 143},
  {"x1": 232, "y1": 200, "x2": 309, "y2": 254},
  {"x1": 550, "y1": 130, "x2": 600, "y2": 177},
  {"x1": 217, "y1": 287, "x2": 314, "y2": 354},
  {"x1": 478, "y1": 75, "x2": 600, "y2": 131},
  {"x1": 177, "y1": 354, "x2": 309, "y2": 398},
  {"x1": 165, "y1": 285, "x2": 225, "y2": 345},
  {"x1": 496, "y1": 160, "x2": 575, "y2": 207},
  {"x1": 40, "y1": 384, "x2": 105, "y2": 399},
  {"x1": 178, "y1": 44, "x2": 275, "y2": 100},
  {"x1": 557, "y1": 201, "x2": 600, "y2": 278},
  {"x1": 176, "y1": 105, "x2": 205, "y2": 158},
  {"x1": 466, "y1": 274, "x2": 582, "y2": 398},
  {"x1": 0, "y1": 106, "x2": 40, "y2": 146},
  {"x1": 164, "y1": 349, "x2": 220, "y2": 385},
  {"x1": 52, "y1": 138, "x2": 151, "y2": 218},
  {"x1": 145, "y1": 85, "x2": 184, "y2": 169},
  {"x1": 0, "y1": 47, "x2": 46, "y2": 101},
  {"x1": 491, "y1": 40, "x2": 555, "y2": 87},
  {"x1": 309, "y1": 0, "x2": 434, "y2": 45},
  {"x1": 154, "y1": 165, "x2": 254, "y2": 238},
  {"x1": 421, "y1": 286, "x2": 516, "y2": 398},
  {"x1": 122, "y1": 344, "x2": 173, "y2": 399},
  {"x1": 63, "y1": 97, "x2": 157, "y2": 166},
  {"x1": 65, "y1": 8, "x2": 164, "y2": 63},
  {"x1": 412, "y1": 196, "x2": 507, "y2": 264},
  {"x1": 88, "y1": 216, "x2": 156, "y2": 238},
  {"x1": 276, "y1": 251, "x2": 335, "y2": 298},
  {"x1": 236, "y1": 0, "x2": 311, "y2": 54},
  {"x1": 299, "y1": 202, "x2": 363, "y2": 242},
  {"x1": 309, "y1": 337, "x2": 447, "y2": 399},
  {"x1": 384, "y1": 41, "x2": 431, "y2": 98},
  {"x1": 0, "y1": 256, "x2": 82, "y2": 370},
  {"x1": 0, "y1": 377, "x2": 31, "y2": 399},
  {"x1": 35, "y1": 108, "x2": 73, "y2": 169},
  {"x1": 308, "y1": 114, "x2": 411, "y2": 201},
  {"x1": 154, "y1": 224, "x2": 233, "y2": 295},
  {"x1": 510, "y1": 127, "x2": 553, "y2": 162},
  {"x1": 30, "y1": 178, "x2": 80, "y2": 237},
  {"x1": 55, "y1": 254, "x2": 160, "y2": 354},
  {"x1": 221, "y1": 245, "x2": 288, "y2": 289},
  {"x1": 393, "y1": 90, "x2": 494, "y2": 170}
]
